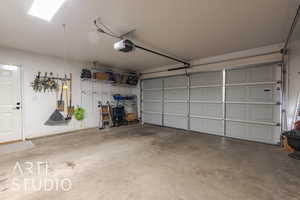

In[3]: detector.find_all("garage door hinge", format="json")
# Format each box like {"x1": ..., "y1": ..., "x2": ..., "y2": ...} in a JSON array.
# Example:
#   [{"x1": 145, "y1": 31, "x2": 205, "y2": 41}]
[
  {"x1": 276, "y1": 102, "x2": 281, "y2": 105},
  {"x1": 276, "y1": 80, "x2": 282, "y2": 84},
  {"x1": 276, "y1": 123, "x2": 281, "y2": 127}
]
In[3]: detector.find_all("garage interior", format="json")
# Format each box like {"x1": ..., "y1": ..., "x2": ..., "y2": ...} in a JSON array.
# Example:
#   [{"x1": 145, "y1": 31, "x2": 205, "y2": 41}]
[{"x1": 0, "y1": 0, "x2": 300, "y2": 199}]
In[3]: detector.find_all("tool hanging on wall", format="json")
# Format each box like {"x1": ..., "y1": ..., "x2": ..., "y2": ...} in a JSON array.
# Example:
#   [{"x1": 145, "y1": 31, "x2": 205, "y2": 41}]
[
  {"x1": 67, "y1": 73, "x2": 74, "y2": 118},
  {"x1": 45, "y1": 73, "x2": 73, "y2": 125},
  {"x1": 57, "y1": 81, "x2": 65, "y2": 111}
]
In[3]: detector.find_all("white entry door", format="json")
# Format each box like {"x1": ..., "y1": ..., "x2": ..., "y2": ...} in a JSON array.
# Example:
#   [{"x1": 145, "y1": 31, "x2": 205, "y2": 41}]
[{"x1": 0, "y1": 64, "x2": 22, "y2": 143}]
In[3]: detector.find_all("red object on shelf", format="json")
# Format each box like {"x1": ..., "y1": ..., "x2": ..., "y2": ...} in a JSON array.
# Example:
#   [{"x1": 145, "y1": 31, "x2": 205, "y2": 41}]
[{"x1": 295, "y1": 121, "x2": 300, "y2": 131}]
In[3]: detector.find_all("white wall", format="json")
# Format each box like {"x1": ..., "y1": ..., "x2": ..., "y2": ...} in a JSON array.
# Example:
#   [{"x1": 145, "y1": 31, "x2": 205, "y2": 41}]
[
  {"x1": 287, "y1": 39, "x2": 300, "y2": 129},
  {"x1": 0, "y1": 47, "x2": 139, "y2": 139}
]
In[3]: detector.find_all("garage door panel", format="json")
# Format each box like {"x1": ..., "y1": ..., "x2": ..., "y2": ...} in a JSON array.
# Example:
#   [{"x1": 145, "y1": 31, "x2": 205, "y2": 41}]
[
  {"x1": 190, "y1": 103, "x2": 223, "y2": 118},
  {"x1": 164, "y1": 76, "x2": 187, "y2": 88},
  {"x1": 226, "y1": 69, "x2": 247, "y2": 84},
  {"x1": 226, "y1": 104, "x2": 279, "y2": 123},
  {"x1": 164, "y1": 89, "x2": 188, "y2": 100},
  {"x1": 164, "y1": 102, "x2": 188, "y2": 114},
  {"x1": 248, "y1": 66, "x2": 275, "y2": 82},
  {"x1": 190, "y1": 87, "x2": 222, "y2": 101},
  {"x1": 143, "y1": 113, "x2": 162, "y2": 125},
  {"x1": 248, "y1": 84, "x2": 275, "y2": 102},
  {"x1": 190, "y1": 118, "x2": 223, "y2": 136},
  {"x1": 143, "y1": 102, "x2": 162, "y2": 113},
  {"x1": 190, "y1": 71, "x2": 222, "y2": 86},
  {"x1": 164, "y1": 115, "x2": 188, "y2": 129},
  {"x1": 226, "y1": 121, "x2": 280, "y2": 144},
  {"x1": 143, "y1": 79, "x2": 163, "y2": 89},
  {"x1": 226, "y1": 65, "x2": 275, "y2": 84},
  {"x1": 143, "y1": 90, "x2": 163, "y2": 100},
  {"x1": 226, "y1": 85, "x2": 276, "y2": 102}
]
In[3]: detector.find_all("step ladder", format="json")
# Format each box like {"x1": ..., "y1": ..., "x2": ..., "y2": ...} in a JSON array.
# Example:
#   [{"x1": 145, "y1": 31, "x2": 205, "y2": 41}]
[
  {"x1": 99, "y1": 101, "x2": 113, "y2": 129},
  {"x1": 293, "y1": 92, "x2": 300, "y2": 129}
]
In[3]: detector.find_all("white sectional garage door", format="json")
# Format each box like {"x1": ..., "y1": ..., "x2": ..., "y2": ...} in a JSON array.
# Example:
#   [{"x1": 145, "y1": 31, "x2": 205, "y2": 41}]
[
  {"x1": 141, "y1": 63, "x2": 282, "y2": 144},
  {"x1": 225, "y1": 64, "x2": 282, "y2": 144},
  {"x1": 164, "y1": 75, "x2": 188, "y2": 129},
  {"x1": 142, "y1": 79, "x2": 163, "y2": 125},
  {"x1": 190, "y1": 71, "x2": 224, "y2": 136}
]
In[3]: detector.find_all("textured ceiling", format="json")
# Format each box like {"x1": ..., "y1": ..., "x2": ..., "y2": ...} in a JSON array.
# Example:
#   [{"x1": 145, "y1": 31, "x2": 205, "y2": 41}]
[{"x1": 0, "y1": 0, "x2": 298, "y2": 70}]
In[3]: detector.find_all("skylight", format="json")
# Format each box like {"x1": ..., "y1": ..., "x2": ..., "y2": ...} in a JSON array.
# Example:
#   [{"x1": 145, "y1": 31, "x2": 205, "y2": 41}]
[{"x1": 28, "y1": 0, "x2": 66, "y2": 22}]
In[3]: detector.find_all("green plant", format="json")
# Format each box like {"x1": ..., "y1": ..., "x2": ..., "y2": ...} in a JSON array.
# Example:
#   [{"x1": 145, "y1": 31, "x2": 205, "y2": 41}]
[
  {"x1": 31, "y1": 72, "x2": 59, "y2": 92},
  {"x1": 74, "y1": 106, "x2": 85, "y2": 121}
]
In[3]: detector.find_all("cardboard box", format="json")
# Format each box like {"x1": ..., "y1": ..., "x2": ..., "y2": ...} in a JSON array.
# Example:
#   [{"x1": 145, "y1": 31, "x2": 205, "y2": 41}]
[
  {"x1": 94, "y1": 72, "x2": 109, "y2": 80},
  {"x1": 127, "y1": 114, "x2": 137, "y2": 121}
]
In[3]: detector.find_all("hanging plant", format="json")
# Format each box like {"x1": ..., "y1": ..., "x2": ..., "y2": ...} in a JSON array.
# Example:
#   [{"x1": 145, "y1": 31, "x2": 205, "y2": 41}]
[
  {"x1": 31, "y1": 72, "x2": 59, "y2": 92},
  {"x1": 31, "y1": 72, "x2": 43, "y2": 92},
  {"x1": 74, "y1": 106, "x2": 85, "y2": 121}
]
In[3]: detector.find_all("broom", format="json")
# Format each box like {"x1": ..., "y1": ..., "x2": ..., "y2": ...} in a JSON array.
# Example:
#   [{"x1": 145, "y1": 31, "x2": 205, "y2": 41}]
[{"x1": 44, "y1": 81, "x2": 68, "y2": 126}]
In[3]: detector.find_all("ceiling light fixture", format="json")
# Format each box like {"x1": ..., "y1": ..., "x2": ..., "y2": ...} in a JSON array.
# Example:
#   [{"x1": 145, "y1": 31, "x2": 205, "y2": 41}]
[{"x1": 28, "y1": 0, "x2": 66, "y2": 22}]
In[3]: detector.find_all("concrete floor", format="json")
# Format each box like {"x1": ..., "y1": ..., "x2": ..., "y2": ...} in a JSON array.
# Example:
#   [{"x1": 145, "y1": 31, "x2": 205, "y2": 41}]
[{"x1": 0, "y1": 124, "x2": 299, "y2": 200}]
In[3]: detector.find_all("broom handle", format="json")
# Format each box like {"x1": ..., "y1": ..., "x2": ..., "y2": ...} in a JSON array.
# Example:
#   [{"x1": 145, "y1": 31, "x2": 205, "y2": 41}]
[
  {"x1": 60, "y1": 83, "x2": 64, "y2": 101},
  {"x1": 69, "y1": 73, "x2": 72, "y2": 107}
]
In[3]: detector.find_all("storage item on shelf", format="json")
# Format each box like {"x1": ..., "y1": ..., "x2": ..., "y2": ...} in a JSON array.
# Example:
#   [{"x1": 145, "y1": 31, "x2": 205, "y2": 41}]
[
  {"x1": 127, "y1": 72, "x2": 139, "y2": 85},
  {"x1": 112, "y1": 105, "x2": 126, "y2": 127},
  {"x1": 126, "y1": 114, "x2": 137, "y2": 122},
  {"x1": 81, "y1": 69, "x2": 92, "y2": 79},
  {"x1": 81, "y1": 68, "x2": 139, "y2": 87},
  {"x1": 112, "y1": 94, "x2": 138, "y2": 124},
  {"x1": 94, "y1": 72, "x2": 109, "y2": 80}
]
